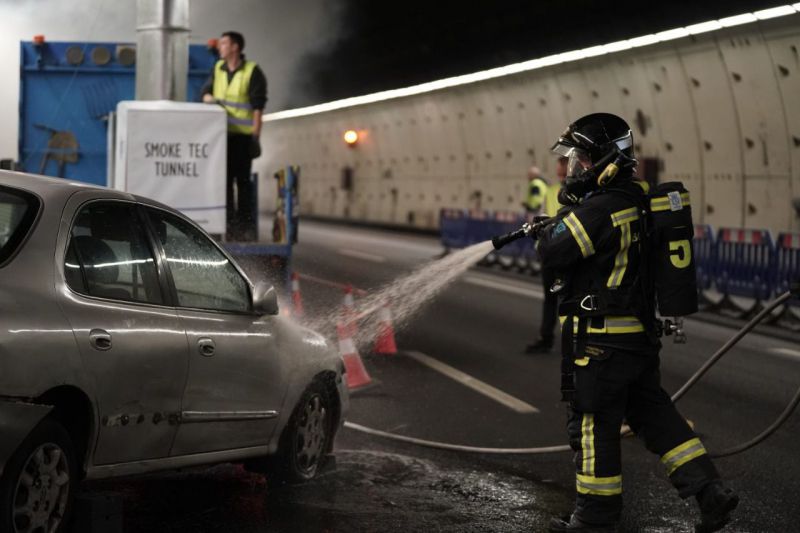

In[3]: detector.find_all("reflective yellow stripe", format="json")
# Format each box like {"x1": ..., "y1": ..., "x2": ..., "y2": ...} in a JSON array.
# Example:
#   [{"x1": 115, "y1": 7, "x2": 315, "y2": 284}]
[
  {"x1": 598, "y1": 317, "x2": 645, "y2": 334},
  {"x1": 564, "y1": 213, "x2": 595, "y2": 258},
  {"x1": 650, "y1": 192, "x2": 691, "y2": 212},
  {"x1": 661, "y1": 438, "x2": 707, "y2": 475},
  {"x1": 559, "y1": 316, "x2": 645, "y2": 334},
  {"x1": 607, "y1": 222, "x2": 631, "y2": 288},
  {"x1": 610, "y1": 207, "x2": 639, "y2": 227},
  {"x1": 574, "y1": 357, "x2": 590, "y2": 367},
  {"x1": 581, "y1": 414, "x2": 595, "y2": 475},
  {"x1": 607, "y1": 208, "x2": 639, "y2": 289},
  {"x1": 576, "y1": 473, "x2": 623, "y2": 496}
]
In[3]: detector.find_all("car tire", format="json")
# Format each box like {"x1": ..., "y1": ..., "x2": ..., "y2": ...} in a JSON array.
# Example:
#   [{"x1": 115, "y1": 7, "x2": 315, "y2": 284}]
[
  {"x1": 267, "y1": 381, "x2": 335, "y2": 486},
  {"x1": 0, "y1": 418, "x2": 77, "y2": 533}
]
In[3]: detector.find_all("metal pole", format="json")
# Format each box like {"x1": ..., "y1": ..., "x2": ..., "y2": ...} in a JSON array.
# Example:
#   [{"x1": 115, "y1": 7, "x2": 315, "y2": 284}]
[{"x1": 135, "y1": 0, "x2": 190, "y2": 101}]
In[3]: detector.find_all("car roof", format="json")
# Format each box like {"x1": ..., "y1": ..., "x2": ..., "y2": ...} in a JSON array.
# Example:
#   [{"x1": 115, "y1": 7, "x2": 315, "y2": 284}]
[{"x1": 0, "y1": 170, "x2": 139, "y2": 205}]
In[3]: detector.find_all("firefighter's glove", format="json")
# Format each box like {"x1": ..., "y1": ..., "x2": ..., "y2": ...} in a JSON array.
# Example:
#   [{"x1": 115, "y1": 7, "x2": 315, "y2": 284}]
[
  {"x1": 529, "y1": 216, "x2": 553, "y2": 239},
  {"x1": 250, "y1": 136, "x2": 262, "y2": 159}
]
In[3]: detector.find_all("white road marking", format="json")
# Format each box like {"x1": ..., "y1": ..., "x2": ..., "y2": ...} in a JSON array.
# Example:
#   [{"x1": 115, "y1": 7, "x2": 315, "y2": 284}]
[
  {"x1": 463, "y1": 274, "x2": 544, "y2": 299},
  {"x1": 405, "y1": 350, "x2": 540, "y2": 414},
  {"x1": 769, "y1": 347, "x2": 800, "y2": 360},
  {"x1": 337, "y1": 248, "x2": 387, "y2": 263}
]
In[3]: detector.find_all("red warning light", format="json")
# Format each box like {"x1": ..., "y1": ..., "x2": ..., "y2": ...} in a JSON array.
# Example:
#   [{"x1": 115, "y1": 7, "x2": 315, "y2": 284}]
[
  {"x1": 33, "y1": 35, "x2": 46, "y2": 45},
  {"x1": 207, "y1": 38, "x2": 218, "y2": 50},
  {"x1": 343, "y1": 130, "x2": 359, "y2": 146}
]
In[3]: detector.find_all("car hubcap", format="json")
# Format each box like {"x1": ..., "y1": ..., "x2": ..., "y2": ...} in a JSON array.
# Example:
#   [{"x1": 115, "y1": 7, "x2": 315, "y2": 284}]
[
  {"x1": 12, "y1": 443, "x2": 70, "y2": 533},
  {"x1": 295, "y1": 394, "x2": 327, "y2": 475}
]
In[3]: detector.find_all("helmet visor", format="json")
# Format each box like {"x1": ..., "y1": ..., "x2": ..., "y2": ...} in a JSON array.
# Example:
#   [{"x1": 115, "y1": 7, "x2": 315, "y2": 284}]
[{"x1": 566, "y1": 148, "x2": 592, "y2": 178}]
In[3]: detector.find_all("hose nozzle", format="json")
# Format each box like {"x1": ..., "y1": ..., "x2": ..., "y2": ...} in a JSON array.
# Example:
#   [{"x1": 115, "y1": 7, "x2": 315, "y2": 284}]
[{"x1": 491, "y1": 218, "x2": 550, "y2": 250}]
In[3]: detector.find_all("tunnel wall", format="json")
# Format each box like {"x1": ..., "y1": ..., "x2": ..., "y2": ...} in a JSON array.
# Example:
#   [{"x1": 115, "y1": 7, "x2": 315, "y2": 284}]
[{"x1": 258, "y1": 14, "x2": 800, "y2": 233}]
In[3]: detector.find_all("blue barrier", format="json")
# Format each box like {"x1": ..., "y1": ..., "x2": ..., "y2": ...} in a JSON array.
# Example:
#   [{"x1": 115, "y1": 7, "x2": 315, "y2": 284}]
[
  {"x1": 694, "y1": 225, "x2": 716, "y2": 291},
  {"x1": 438, "y1": 209, "x2": 794, "y2": 308},
  {"x1": 715, "y1": 228, "x2": 774, "y2": 301},
  {"x1": 439, "y1": 208, "x2": 468, "y2": 250},
  {"x1": 491, "y1": 211, "x2": 524, "y2": 257},
  {"x1": 464, "y1": 209, "x2": 494, "y2": 246},
  {"x1": 776, "y1": 233, "x2": 800, "y2": 306}
]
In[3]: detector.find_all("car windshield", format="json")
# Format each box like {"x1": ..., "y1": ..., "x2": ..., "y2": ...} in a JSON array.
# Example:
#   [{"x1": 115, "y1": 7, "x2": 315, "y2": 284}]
[{"x1": 0, "y1": 186, "x2": 39, "y2": 265}]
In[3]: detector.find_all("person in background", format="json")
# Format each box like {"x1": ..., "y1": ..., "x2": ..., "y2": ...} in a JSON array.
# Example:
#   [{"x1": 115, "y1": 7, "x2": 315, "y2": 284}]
[
  {"x1": 202, "y1": 31, "x2": 267, "y2": 241},
  {"x1": 526, "y1": 156, "x2": 568, "y2": 354},
  {"x1": 523, "y1": 166, "x2": 549, "y2": 215}
]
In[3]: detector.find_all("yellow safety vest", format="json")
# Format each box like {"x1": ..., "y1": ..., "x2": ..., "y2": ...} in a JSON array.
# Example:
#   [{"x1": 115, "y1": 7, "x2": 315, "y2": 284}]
[
  {"x1": 544, "y1": 183, "x2": 563, "y2": 216},
  {"x1": 526, "y1": 177, "x2": 548, "y2": 212},
  {"x1": 212, "y1": 59, "x2": 256, "y2": 135}
]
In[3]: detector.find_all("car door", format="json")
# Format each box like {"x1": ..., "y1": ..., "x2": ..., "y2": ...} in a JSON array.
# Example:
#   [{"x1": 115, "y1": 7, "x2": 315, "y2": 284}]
[
  {"x1": 143, "y1": 206, "x2": 283, "y2": 456},
  {"x1": 59, "y1": 198, "x2": 188, "y2": 465}
]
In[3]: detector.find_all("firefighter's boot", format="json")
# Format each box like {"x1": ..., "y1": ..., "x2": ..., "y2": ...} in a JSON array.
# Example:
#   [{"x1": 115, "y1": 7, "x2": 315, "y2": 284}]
[
  {"x1": 548, "y1": 514, "x2": 617, "y2": 532},
  {"x1": 694, "y1": 481, "x2": 739, "y2": 533}
]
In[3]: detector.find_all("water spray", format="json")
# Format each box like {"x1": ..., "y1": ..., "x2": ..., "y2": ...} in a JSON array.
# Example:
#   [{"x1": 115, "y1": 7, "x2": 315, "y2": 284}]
[{"x1": 342, "y1": 248, "x2": 800, "y2": 457}]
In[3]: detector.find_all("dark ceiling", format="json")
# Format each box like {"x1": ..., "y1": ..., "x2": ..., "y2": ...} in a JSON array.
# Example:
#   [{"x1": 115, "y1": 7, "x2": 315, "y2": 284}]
[{"x1": 288, "y1": 0, "x2": 781, "y2": 108}]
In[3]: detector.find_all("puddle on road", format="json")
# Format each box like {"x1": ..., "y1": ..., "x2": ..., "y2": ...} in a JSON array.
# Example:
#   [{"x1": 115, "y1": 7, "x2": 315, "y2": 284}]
[
  {"x1": 267, "y1": 449, "x2": 559, "y2": 532},
  {"x1": 84, "y1": 448, "x2": 561, "y2": 533}
]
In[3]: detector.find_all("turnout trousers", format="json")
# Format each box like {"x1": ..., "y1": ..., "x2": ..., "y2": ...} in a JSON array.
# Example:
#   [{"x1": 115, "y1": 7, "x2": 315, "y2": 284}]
[{"x1": 567, "y1": 348, "x2": 720, "y2": 524}]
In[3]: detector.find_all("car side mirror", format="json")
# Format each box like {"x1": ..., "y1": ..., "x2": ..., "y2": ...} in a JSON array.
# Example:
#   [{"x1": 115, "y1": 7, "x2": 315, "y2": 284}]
[{"x1": 252, "y1": 282, "x2": 279, "y2": 316}]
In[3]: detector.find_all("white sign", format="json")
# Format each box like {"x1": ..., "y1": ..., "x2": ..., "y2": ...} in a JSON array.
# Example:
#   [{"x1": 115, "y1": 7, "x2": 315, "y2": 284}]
[{"x1": 112, "y1": 100, "x2": 227, "y2": 234}]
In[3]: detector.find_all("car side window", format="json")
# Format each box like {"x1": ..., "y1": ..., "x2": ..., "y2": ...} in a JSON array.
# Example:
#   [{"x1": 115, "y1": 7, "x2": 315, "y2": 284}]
[
  {"x1": 67, "y1": 202, "x2": 163, "y2": 305},
  {"x1": 146, "y1": 208, "x2": 250, "y2": 313}
]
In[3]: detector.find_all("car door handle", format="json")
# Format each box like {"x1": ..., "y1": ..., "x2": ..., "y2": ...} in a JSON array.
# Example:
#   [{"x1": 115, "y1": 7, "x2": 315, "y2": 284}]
[
  {"x1": 197, "y1": 338, "x2": 216, "y2": 357},
  {"x1": 89, "y1": 329, "x2": 112, "y2": 351}
]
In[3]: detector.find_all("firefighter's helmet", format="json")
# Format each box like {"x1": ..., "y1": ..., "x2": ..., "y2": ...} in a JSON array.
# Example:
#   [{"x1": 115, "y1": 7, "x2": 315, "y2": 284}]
[{"x1": 551, "y1": 113, "x2": 636, "y2": 202}]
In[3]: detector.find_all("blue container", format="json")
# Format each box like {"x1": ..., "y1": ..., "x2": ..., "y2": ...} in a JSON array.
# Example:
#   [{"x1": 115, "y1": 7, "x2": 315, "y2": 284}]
[{"x1": 18, "y1": 40, "x2": 218, "y2": 186}]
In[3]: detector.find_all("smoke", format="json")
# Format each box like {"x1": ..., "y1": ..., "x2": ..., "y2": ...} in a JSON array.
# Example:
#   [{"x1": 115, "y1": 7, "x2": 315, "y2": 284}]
[
  {"x1": 0, "y1": 0, "x2": 345, "y2": 159},
  {"x1": 189, "y1": 0, "x2": 345, "y2": 112}
]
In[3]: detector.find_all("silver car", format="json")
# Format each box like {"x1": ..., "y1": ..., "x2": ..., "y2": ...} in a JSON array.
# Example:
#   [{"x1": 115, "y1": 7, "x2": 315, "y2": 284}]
[{"x1": 0, "y1": 171, "x2": 348, "y2": 532}]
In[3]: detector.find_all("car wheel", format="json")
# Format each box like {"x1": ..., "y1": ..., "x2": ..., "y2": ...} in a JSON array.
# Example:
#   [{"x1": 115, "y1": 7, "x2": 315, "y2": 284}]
[
  {"x1": 0, "y1": 418, "x2": 77, "y2": 533},
  {"x1": 271, "y1": 381, "x2": 335, "y2": 485}
]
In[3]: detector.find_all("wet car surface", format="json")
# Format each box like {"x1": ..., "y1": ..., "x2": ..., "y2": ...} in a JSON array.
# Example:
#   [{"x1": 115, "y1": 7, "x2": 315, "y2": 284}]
[{"x1": 0, "y1": 172, "x2": 347, "y2": 532}]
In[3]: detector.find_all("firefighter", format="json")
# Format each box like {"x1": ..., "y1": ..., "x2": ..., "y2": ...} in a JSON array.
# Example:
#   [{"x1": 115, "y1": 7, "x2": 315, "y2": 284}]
[
  {"x1": 526, "y1": 156, "x2": 568, "y2": 354},
  {"x1": 534, "y1": 113, "x2": 738, "y2": 532},
  {"x1": 523, "y1": 166, "x2": 549, "y2": 214}
]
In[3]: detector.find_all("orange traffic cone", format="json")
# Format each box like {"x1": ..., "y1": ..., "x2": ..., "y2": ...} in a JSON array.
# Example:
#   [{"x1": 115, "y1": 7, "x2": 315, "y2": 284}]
[
  {"x1": 337, "y1": 323, "x2": 372, "y2": 390},
  {"x1": 291, "y1": 273, "x2": 304, "y2": 317},
  {"x1": 341, "y1": 284, "x2": 359, "y2": 336},
  {"x1": 373, "y1": 304, "x2": 398, "y2": 355}
]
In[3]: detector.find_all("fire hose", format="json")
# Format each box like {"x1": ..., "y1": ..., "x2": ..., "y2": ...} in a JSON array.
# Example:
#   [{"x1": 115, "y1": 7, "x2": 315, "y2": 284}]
[{"x1": 345, "y1": 223, "x2": 800, "y2": 458}]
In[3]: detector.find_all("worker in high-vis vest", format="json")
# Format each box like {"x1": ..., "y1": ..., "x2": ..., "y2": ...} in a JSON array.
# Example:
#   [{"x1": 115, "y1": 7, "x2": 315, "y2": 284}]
[
  {"x1": 526, "y1": 156, "x2": 568, "y2": 354},
  {"x1": 544, "y1": 156, "x2": 567, "y2": 217},
  {"x1": 202, "y1": 31, "x2": 267, "y2": 241},
  {"x1": 523, "y1": 166, "x2": 549, "y2": 215}
]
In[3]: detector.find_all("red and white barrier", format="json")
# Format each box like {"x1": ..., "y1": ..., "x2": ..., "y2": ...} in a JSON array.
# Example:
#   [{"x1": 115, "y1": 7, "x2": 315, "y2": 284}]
[
  {"x1": 373, "y1": 304, "x2": 398, "y2": 355},
  {"x1": 337, "y1": 323, "x2": 372, "y2": 390},
  {"x1": 291, "y1": 272, "x2": 304, "y2": 317}
]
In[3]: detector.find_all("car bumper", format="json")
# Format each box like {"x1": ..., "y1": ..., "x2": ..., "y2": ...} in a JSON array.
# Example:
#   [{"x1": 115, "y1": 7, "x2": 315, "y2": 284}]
[{"x1": 0, "y1": 399, "x2": 53, "y2": 476}]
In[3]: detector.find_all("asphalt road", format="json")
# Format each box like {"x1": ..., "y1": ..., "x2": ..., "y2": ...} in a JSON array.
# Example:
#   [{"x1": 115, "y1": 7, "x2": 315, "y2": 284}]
[{"x1": 93, "y1": 220, "x2": 800, "y2": 532}]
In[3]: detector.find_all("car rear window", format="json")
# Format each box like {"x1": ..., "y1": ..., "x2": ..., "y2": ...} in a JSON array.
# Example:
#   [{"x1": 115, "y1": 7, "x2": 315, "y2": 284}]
[{"x1": 0, "y1": 186, "x2": 40, "y2": 265}]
